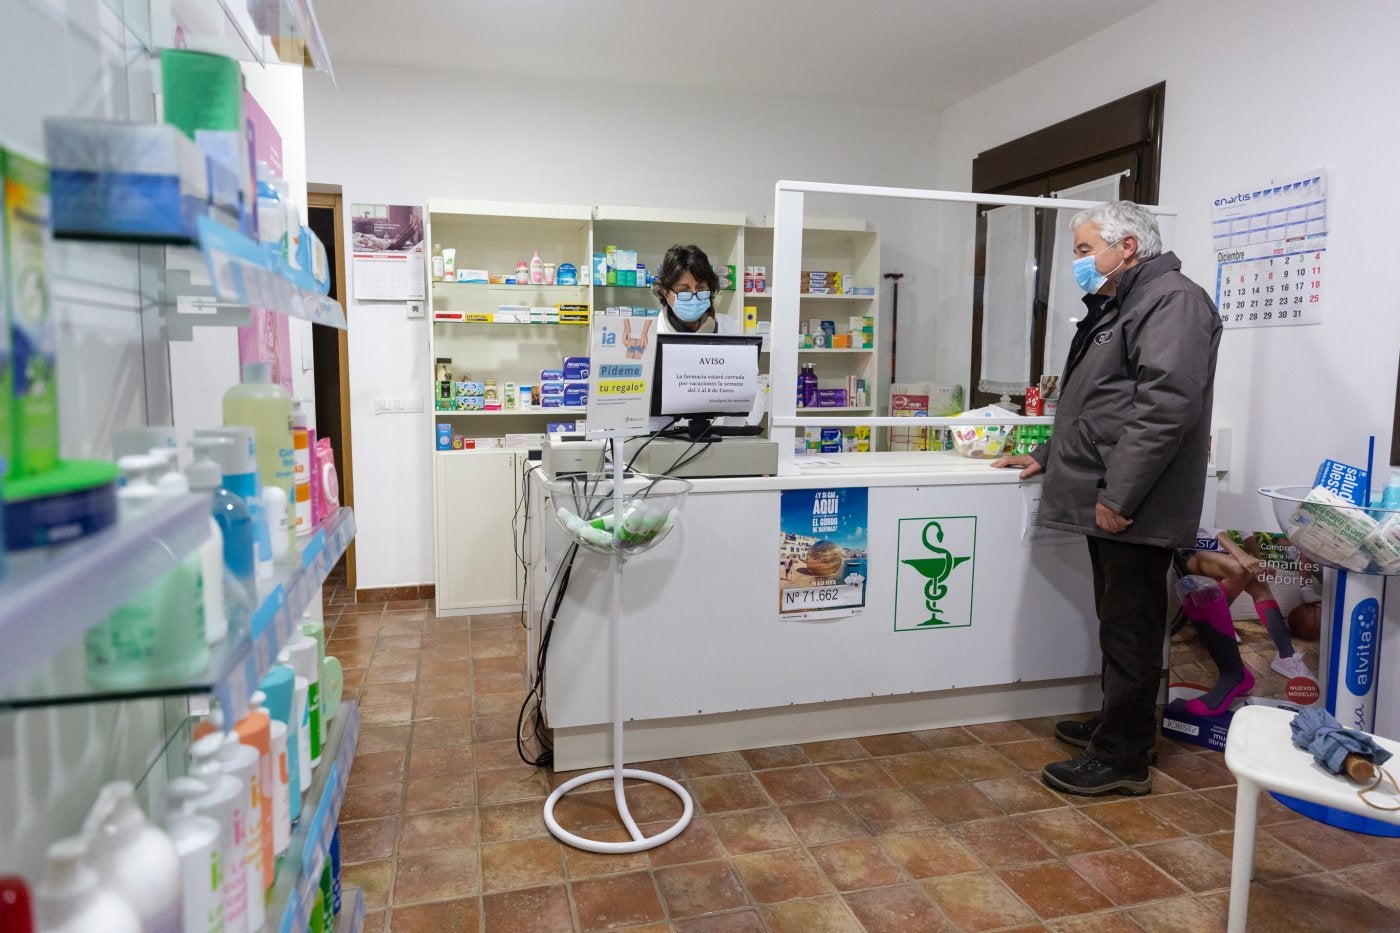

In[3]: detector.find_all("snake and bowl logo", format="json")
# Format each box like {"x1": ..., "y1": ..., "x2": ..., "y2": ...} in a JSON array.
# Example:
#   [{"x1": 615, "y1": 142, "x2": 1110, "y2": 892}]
[{"x1": 893, "y1": 516, "x2": 976, "y2": 631}]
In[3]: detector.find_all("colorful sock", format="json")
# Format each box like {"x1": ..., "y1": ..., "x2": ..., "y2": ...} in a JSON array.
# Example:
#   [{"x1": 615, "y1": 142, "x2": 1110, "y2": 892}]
[
  {"x1": 1192, "y1": 620, "x2": 1248, "y2": 709},
  {"x1": 1255, "y1": 598, "x2": 1294, "y2": 658}
]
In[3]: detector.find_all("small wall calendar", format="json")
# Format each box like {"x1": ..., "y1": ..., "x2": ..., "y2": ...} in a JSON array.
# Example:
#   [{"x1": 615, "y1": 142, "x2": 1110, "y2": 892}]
[{"x1": 1210, "y1": 168, "x2": 1327, "y2": 329}]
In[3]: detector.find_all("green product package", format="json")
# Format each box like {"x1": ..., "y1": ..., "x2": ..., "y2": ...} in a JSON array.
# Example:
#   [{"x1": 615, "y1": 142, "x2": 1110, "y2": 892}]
[
  {"x1": 160, "y1": 49, "x2": 244, "y2": 138},
  {"x1": 5, "y1": 150, "x2": 54, "y2": 477},
  {"x1": 0, "y1": 147, "x2": 10, "y2": 471}
]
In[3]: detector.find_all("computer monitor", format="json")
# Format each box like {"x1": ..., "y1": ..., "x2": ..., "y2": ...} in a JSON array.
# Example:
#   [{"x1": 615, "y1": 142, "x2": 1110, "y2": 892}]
[{"x1": 649, "y1": 333, "x2": 764, "y2": 440}]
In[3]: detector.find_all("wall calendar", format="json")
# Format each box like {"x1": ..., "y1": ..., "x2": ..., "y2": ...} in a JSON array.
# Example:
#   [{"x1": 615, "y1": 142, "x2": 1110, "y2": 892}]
[{"x1": 1211, "y1": 168, "x2": 1327, "y2": 329}]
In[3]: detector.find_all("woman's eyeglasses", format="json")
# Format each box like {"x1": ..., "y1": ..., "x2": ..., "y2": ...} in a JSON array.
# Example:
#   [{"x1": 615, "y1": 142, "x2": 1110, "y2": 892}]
[{"x1": 670, "y1": 289, "x2": 712, "y2": 301}]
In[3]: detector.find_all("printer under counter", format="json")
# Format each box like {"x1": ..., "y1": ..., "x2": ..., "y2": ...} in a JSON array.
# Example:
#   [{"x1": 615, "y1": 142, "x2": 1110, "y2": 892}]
[{"x1": 543, "y1": 434, "x2": 778, "y2": 479}]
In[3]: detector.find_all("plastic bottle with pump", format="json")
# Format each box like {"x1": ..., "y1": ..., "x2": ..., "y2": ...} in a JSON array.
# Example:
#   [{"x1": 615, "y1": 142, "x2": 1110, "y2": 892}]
[
  {"x1": 164, "y1": 792, "x2": 224, "y2": 933},
  {"x1": 85, "y1": 455, "x2": 207, "y2": 687},
  {"x1": 34, "y1": 836, "x2": 142, "y2": 933},
  {"x1": 431, "y1": 243, "x2": 444, "y2": 282},
  {"x1": 198, "y1": 426, "x2": 273, "y2": 581},
  {"x1": 224, "y1": 362, "x2": 296, "y2": 557},
  {"x1": 292, "y1": 398, "x2": 313, "y2": 537},
  {"x1": 188, "y1": 436, "x2": 256, "y2": 627},
  {"x1": 172, "y1": 756, "x2": 248, "y2": 933},
  {"x1": 530, "y1": 250, "x2": 544, "y2": 285},
  {"x1": 81, "y1": 781, "x2": 183, "y2": 933},
  {"x1": 216, "y1": 734, "x2": 266, "y2": 927},
  {"x1": 154, "y1": 447, "x2": 229, "y2": 646}
]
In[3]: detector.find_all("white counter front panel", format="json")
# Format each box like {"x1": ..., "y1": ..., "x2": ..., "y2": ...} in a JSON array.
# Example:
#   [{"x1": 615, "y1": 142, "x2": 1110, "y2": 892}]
[{"x1": 542, "y1": 478, "x2": 1099, "y2": 729}]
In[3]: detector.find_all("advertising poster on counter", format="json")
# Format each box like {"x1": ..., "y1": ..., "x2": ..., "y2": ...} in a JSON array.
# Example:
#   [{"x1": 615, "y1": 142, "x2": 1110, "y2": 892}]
[
  {"x1": 779, "y1": 488, "x2": 868, "y2": 620},
  {"x1": 586, "y1": 309, "x2": 659, "y2": 436},
  {"x1": 1162, "y1": 527, "x2": 1324, "y2": 751},
  {"x1": 893, "y1": 515, "x2": 978, "y2": 631}
]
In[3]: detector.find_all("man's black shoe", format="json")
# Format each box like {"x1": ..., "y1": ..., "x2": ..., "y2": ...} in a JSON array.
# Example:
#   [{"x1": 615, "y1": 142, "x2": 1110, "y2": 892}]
[
  {"x1": 1042, "y1": 753, "x2": 1151, "y2": 797},
  {"x1": 1053, "y1": 718, "x2": 1158, "y2": 764}
]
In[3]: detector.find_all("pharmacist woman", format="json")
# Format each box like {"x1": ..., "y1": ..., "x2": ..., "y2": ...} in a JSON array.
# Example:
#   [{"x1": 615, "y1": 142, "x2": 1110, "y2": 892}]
[{"x1": 654, "y1": 244, "x2": 742, "y2": 335}]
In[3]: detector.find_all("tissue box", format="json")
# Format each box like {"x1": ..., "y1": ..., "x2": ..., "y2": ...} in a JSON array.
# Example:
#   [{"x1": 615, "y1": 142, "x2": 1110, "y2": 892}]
[
  {"x1": 47, "y1": 120, "x2": 210, "y2": 242},
  {"x1": 563, "y1": 357, "x2": 590, "y2": 381}
]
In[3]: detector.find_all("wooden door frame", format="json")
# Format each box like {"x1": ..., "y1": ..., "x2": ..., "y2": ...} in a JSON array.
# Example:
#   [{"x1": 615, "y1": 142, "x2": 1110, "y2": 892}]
[{"x1": 307, "y1": 189, "x2": 356, "y2": 592}]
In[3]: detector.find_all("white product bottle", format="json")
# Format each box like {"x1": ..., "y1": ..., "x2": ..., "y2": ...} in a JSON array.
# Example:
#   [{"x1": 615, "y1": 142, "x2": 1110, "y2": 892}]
[
  {"x1": 186, "y1": 738, "x2": 250, "y2": 933},
  {"x1": 431, "y1": 243, "x2": 444, "y2": 282},
  {"x1": 154, "y1": 447, "x2": 229, "y2": 645},
  {"x1": 81, "y1": 781, "x2": 183, "y2": 933},
  {"x1": 34, "y1": 836, "x2": 142, "y2": 933},
  {"x1": 263, "y1": 484, "x2": 291, "y2": 560},
  {"x1": 281, "y1": 635, "x2": 322, "y2": 767},
  {"x1": 217, "y1": 734, "x2": 266, "y2": 930},
  {"x1": 268, "y1": 718, "x2": 292, "y2": 855},
  {"x1": 530, "y1": 250, "x2": 544, "y2": 284},
  {"x1": 165, "y1": 796, "x2": 225, "y2": 933},
  {"x1": 291, "y1": 672, "x2": 311, "y2": 790}
]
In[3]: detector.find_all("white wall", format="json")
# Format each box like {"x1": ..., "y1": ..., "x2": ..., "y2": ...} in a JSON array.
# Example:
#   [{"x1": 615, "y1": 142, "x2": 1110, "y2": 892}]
[
  {"x1": 936, "y1": 0, "x2": 1400, "y2": 528},
  {"x1": 305, "y1": 64, "x2": 941, "y2": 589}
]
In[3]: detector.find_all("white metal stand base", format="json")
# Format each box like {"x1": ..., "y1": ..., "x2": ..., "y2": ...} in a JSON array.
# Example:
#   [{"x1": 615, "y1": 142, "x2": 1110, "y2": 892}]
[
  {"x1": 542, "y1": 439, "x2": 694, "y2": 854},
  {"x1": 543, "y1": 767, "x2": 693, "y2": 854}
]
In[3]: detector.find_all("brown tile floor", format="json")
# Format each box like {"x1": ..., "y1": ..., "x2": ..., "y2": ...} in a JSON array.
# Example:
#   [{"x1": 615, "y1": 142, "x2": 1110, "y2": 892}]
[{"x1": 321, "y1": 567, "x2": 1400, "y2": 932}]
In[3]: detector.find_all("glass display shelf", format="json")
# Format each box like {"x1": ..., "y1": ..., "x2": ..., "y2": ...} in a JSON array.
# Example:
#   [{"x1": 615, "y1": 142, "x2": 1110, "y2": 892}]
[
  {"x1": 0, "y1": 507, "x2": 356, "y2": 714},
  {"x1": 742, "y1": 293, "x2": 875, "y2": 301},
  {"x1": 97, "y1": 0, "x2": 334, "y2": 75},
  {"x1": 270, "y1": 700, "x2": 359, "y2": 933},
  {"x1": 432, "y1": 314, "x2": 589, "y2": 326},
  {"x1": 0, "y1": 493, "x2": 210, "y2": 700},
  {"x1": 432, "y1": 283, "x2": 589, "y2": 298}
]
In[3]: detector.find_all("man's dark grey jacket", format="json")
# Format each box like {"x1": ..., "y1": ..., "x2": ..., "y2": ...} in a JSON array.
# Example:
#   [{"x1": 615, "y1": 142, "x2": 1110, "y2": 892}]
[{"x1": 1032, "y1": 251, "x2": 1222, "y2": 548}]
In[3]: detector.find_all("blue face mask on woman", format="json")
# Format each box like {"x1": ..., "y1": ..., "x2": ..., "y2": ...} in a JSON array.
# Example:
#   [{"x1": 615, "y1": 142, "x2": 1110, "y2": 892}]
[
  {"x1": 670, "y1": 290, "x2": 712, "y2": 322},
  {"x1": 1072, "y1": 241, "x2": 1123, "y2": 295}
]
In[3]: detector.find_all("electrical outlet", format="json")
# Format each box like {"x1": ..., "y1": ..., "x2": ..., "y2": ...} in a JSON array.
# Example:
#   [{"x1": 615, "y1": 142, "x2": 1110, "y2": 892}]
[{"x1": 406, "y1": 301, "x2": 425, "y2": 319}]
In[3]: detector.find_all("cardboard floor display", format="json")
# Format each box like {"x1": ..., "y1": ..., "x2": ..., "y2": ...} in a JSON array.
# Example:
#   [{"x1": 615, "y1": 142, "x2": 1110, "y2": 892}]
[{"x1": 1163, "y1": 528, "x2": 1324, "y2": 751}]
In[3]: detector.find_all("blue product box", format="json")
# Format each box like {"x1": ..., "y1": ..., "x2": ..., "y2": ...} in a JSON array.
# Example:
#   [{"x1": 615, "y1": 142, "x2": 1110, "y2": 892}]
[
  {"x1": 540, "y1": 381, "x2": 565, "y2": 396},
  {"x1": 542, "y1": 396, "x2": 564, "y2": 408},
  {"x1": 563, "y1": 356, "x2": 590, "y2": 381},
  {"x1": 47, "y1": 120, "x2": 211, "y2": 243},
  {"x1": 563, "y1": 383, "x2": 588, "y2": 407},
  {"x1": 592, "y1": 253, "x2": 606, "y2": 284},
  {"x1": 436, "y1": 423, "x2": 453, "y2": 450},
  {"x1": 540, "y1": 369, "x2": 564, "y2": 383},
  {"x1": 1314, "y1": 459, "x2": 1368, "y2": 505},
  {"x1": 455, "y1": 380, "x2": 484, "y2": 397},
  {"x1": 547, "y1": 422, "x2": 575, "y2": 434}
]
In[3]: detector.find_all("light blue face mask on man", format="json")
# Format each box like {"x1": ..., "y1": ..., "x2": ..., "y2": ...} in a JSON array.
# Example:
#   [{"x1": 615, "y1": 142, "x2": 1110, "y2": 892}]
[
  {"x1": 1072, "y1": 241, "x2": 1123, "y2": 294},
  {"x1": 671, "y1": 291, "x2": 712, "y2": 322}
]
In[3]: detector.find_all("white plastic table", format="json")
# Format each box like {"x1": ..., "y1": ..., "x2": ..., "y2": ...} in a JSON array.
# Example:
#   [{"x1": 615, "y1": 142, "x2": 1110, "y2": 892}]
[{"x1": 1223, "y1": 704, "x2": 1400, "y2": 932}]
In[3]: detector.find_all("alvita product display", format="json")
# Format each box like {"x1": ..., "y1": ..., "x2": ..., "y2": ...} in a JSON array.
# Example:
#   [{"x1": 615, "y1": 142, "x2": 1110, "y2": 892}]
[
  {"x1": 81, "y1": 781, "x2": 182, "y2": 933},
  {"x1": 216, "y1": 734, "x2": 266, "y2": 927},
  {"x1": 171, "y1": 762, "x2": 248, "y2": 933},
  {"x1": 223, "y1": 361, "x2": 295, "y2": 555},
  {"x1": 33, "y1": 836, "x2": 141, "y2": 933},
  {"x1": 165, "y1": 796, "x2": 224, "y2": 933},
  {"x1": 233, "y1": 692, "x2": 275, "y2": 886},
  {"x1": 268, "y1": 718, "x2": 292, "y2": 855}
]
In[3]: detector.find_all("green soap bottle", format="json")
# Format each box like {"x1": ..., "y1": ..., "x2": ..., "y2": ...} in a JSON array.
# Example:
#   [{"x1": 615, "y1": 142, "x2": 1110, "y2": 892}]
[{"x1": 224, "y1": 361, "x2": 296, "y2": 557}]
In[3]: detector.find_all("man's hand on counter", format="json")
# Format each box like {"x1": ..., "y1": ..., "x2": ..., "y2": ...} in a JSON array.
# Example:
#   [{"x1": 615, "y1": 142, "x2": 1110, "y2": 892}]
[{"x1": 990, "y1": 454, "x2": 1043, "y2": 480}]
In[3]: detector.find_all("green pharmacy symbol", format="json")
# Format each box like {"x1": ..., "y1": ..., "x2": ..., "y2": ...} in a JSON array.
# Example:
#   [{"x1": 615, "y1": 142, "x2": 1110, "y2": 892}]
[{"x1": 901, "y1": 520, "x2": 970, "y2": 626}]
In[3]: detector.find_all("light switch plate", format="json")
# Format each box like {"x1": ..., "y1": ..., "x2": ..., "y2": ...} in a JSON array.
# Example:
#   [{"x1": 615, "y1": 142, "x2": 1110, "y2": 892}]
[{"x1": 406, "y1": 301, "x2": 425, "y2": 319}]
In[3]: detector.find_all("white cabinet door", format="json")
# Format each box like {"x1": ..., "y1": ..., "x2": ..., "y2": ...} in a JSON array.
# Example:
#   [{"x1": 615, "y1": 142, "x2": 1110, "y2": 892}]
[{"x1": 434, "y1": 450, "x2": 522, "y2": 613}]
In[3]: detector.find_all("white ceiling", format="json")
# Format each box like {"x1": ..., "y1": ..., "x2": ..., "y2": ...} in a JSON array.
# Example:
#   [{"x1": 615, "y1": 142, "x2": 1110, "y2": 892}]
[{"x1": 316, "y1": 0, "x2": 1161, "y2": 112}]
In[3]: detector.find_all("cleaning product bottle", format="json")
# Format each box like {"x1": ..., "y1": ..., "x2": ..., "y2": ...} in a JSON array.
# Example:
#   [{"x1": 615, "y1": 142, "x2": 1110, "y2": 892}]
[
  {"x1": 292, "y1": 398, "x2": 313, "y2": 537},
  {"x1": 81, "y1": 781, "x2": 183, "y2": 933},
  {"x1": 189, "y1": 436, "x2": 256, "y2": 627},
  {"x1": 216, "y1": 734, "x2": 266, "y2": 927},
  {"x1": 199, "y1": 426, "x2": 273, "y2": 581},
  {"x1": 33, "y1": 837, "x2": 141, "y2": 933},
  {"x1": 431, "y1": 243, "x2": 443, "y2": 282},
  {"x1": 0, "y1": 876, "x2": 34, "y2": 933},
  {"x1": 530, "y1": 250, "x2": 544, "y2": 285},
  {"x1": 85, "y1": 455, "x2": 207, "y2": 688},
  {"x1": 172, "y1": 760, "x2": 248, "y2": 933},
  {"x1": 165, "y1": 796, "x2": 224, "y2": 933},
  {"x1": 281, "y1": 634, "x2": 322, "y2": 768},
  {"x1": 155, "y1": 446, "x2": 229, "y2": 646},
  {"x1": 267, "y1": 716, "x2": 292, "y2": 855},
  {"x1": 224, "y1": 362, "x2": 295, "y2": 556},
  {"x1": 258, "y1": 664, "x2": 302, "y2": 823},
  {"x1": 234, "y1": 691, "x2": 276, "y2": 886}
]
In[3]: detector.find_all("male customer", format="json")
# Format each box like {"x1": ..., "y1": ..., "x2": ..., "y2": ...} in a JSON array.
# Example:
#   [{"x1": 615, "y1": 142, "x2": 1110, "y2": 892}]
[{"x1": 993, "y1": 200, "x2": 1222, "y2": 795}]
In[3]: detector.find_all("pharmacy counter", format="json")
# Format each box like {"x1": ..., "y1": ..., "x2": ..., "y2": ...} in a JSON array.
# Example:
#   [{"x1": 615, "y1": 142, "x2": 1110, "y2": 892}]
[{"x1": 525, "y1": 452, "x2": 1105, "y2": 769}]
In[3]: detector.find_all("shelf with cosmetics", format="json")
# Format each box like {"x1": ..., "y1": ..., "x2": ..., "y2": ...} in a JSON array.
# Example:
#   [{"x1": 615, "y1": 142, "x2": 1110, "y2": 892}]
[{"x1": 0, "y1": 507, "x2": 356, "y2": 715}]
